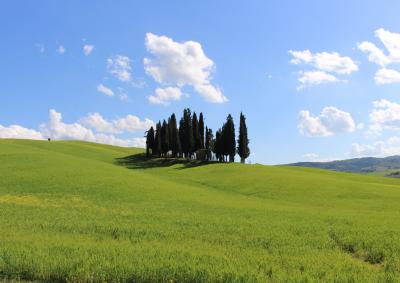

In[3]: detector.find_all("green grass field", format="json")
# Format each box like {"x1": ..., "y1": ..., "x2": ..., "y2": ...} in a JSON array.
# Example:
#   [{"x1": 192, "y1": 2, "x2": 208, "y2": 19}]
[{"x1": 1, "y1": 139, "x2": 400, "y2": 282}]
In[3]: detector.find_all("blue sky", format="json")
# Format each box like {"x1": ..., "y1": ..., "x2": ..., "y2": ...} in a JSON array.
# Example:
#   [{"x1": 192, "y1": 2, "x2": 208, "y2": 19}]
[{"x1": 2, "y1": 1, "x2": 400, "y2": 164}]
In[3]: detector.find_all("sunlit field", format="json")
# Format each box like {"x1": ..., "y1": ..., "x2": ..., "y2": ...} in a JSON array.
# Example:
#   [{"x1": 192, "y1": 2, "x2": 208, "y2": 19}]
[{"x1": 1, "y1": 139, "x2": 400, "y2": 282}]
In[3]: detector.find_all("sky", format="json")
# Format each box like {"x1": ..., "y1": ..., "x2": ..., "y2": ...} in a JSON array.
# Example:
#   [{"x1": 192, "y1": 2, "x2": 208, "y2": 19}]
[{"x1": 1, "y1": 1, "x2": 400, "y2": 164}]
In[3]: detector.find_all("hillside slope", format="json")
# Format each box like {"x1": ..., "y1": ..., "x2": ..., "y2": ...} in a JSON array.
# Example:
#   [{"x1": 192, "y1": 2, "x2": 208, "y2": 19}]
[{"x1": 1, "y1": 139, "x2": 400, "y2": 282}]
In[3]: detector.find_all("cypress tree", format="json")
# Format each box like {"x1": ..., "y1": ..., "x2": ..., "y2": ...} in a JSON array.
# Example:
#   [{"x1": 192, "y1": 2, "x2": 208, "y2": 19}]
[
  {"x1": 214, "y1": 129, "x2": 223, "y2": 162},
  {"x1": 161, "y1": 120, "x2": 169, "y2": 157},
  {"x1": 145, "y1": 126, "x2": 155, "y2": 157},
  {"x1": 205, "y1": 126, "x2": 209, "y2": 150},
  {"x1": 180, "y1": 108, "x2": 194, "y2": 158},
  {"x1": 208, "y1": 128, "x2": 215, "y2": 161},
  {"x1": 168, "y1": 116, "x2": 173, "y2": 152},
  {"x1": 192, "y1": 112, "x2": 200, "y2": 153},
  {"x1": 199, "y1": 112, "x2": 205, "y2": 149},
  {"x1": 237, "y1": 112, "x2": 250, "y2": 163},
  {"x1": 169, "y1": 113, "x2": 181, "y2": 158},
  {"x1": 221, "y1": 123, "x2": 227, "y2": 162},
  {"x1": 223, "y1": 114, "x2": 236, "y2": 162},
  {"x1": 186, "y1": 109, "x2": 194, "y2": 158},
  {"x1": 154, "y1": 121, "x2": 162, "y2": 157},
  {"x1": 179, "y1": 117, "x2": 185, "y2": 158},
  {"x1": 205, "y1": 126, "x2": 213, "y2": 161}
]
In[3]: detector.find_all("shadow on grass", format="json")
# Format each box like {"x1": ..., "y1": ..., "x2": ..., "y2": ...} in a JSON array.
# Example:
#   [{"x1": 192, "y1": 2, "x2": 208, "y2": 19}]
[{"x1": 115, "y1": 153, "x2": 217, "y2": 170}]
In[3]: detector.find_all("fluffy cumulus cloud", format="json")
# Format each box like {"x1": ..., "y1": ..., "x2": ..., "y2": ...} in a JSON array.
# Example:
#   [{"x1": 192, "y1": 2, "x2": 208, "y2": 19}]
[
  {"x1": 0, "y1": 125, "x2": 43, "y2": 140},
  {"x1": 376, "y1": 28, "x2": 400, "y2": 61},
  {"x1": 367, "y1": 99, "x2": 400, "y2": 135},
  {"x1": 148, "y1": 87, "x2": 184, "y2": 105},
  {"x1": 97, "y1": 84, "x2": 114, "y2": 97},
  {"x1": 290, "y1": 50, "x2": 358, "y2": 74},
  {"x1": 374, "y1": 68, "x2": 400, "y2": 84},
  {"x1": 40, "y1": 110, "x2": 95, "y2": 141},
  {"x1": 144, "y1": 33, "x2": 227, "y2": 103},
  {"x1": 358, "y1": 41, "x2": 390, "y2": 67},
  {"x1": 289, "y1": 50, "x2": 358, "y2": 89},
  {"x1": 290, "y1": 50, "x2": 313, "y2": 65},
  {"x1": 79, "y1": 113, "x2": 154, "y2": 134},
  {"x1": 83, "y1": 44, "x2": 94, "y2": 56},
  {"x1": 91, "y1": 133, "x2": 146, "y2": 148},
  {"x1": 351, "y1": 137, "x2": 400, "y2": 158},
  {"x1": 297, "y1": 71, "x2": 339, "y2": 90},
  {"x1": 107, "y1": 55, "x2": 132, "y2": 82},
  {"x1": 0, "y1": 110, "x2": 152, "y2": 148},
  {"x1": 358, "y1": 28, "x2": 400, "y2": 84},
  {"x1": 78, "y1": 113, "x2": 116, "y2": 134},
  {"x1": 112, "y1": 115, "x2": 154, "y2": 133},
  {"x1": 40, "y1": 110, "x2": 150, "y2": 147},
  {"x1": 298, "y1": 107, "x2": 356, "y2": 137}
]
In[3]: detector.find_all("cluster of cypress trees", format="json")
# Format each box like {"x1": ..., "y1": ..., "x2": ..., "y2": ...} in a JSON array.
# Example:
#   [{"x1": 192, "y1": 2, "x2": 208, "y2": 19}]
[{"x1": 145, "y1": 108, "x2": 250, "y2": 163}]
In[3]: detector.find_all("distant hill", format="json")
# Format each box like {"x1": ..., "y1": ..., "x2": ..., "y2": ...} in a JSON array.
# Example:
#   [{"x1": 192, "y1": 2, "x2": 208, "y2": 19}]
[{"x1": 288, "y1": 155, "x2": 400, "y2": 174}]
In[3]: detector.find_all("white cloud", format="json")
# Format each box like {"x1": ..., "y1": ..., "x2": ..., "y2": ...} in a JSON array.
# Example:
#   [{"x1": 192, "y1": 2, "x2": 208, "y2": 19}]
[
  {"x1": 297, "y1": 71, "x2": 339, "y2": 90},
  {"x1": 144, "y1": 33, "x2": 227, "y2": 103},
  {"x1": 113, "y1": 115, "x2": 154, "y2": 133},
  {"x1": 93, "y1": 134, "x2": 146, "y2": 148},
  {"x1": 313, "y1": 52, "x2": 358, "y2": 74},
  {"x1": 368, "y1": 99, "x2": 400, "y2": 135},
  {"x1": 388, "y1": 136, "x2": 400, "y2": 145},
  {"x1": 350, "y1": 137, "x2": 400, "y2": 158},
  {"x1": 0, "y1": 110, "x2": 150, "y2": 148},
  {"x1": 0, "y1": 125, "x2": 43, "y2": 140},
  {"x1": 107, "y1": 55, "x2": 132, "y2": 82},
  {"x1": 289, "y1": 50, "x2": 357, "y2": 90},
  {"x1": 148, "y1": 87, "x2": 184, "y2": 105},
  {"x1": 298, "y1": 107, "x2": 356, "y2": 137},
  {"x1": 289, "y1": 50, "x2": 358, "y2": 74},
  {"x1": 57, "y1": 45, "x2": 66, "y2": 55},
  {"x1": 350, "y1": 142, "x2": 385, "y2": 157},
  {"x1": 97, "y1": 85, "x2": 130, "y2": 101},
  {"x1": 357, "y1": 41, "x2": 390, "y2": 67},
  {"x1": 78, "y1": 113, "x2": 116, "y2": 134},
  {"x1": 193, "y1": 84, "x2": 226, "y2": 103},
  {"x1": 40, "y1": 110, "x2": 95, "y2": 141},
  {"x1": 290, "y1": 50, "x2": 313, "y2": 65},
  {"x1": 116, "y1": 87, "x2": 129, "y2": 102},
  {"x1": 374, "y1": 68, "x2": 400, "y2": 84},
  {"x1": 97, "y1": 84, "x2": 114, "y2": 97},
  {"x1": 39, "y1": 110, "x2": 150, "y2": 147},
  {"x1": 83, "y1": 44, "x2": 94, "y2": 56},
  {"x1": 375, "y1": 28, "x2": 400, "y2": 63},
  {"x1": 358, "y1": 28, "x2": 400, "y2": 84},
  {"x1": 357, "y1": 123, "x2": 365, "y2": 130},
  {"x1": 79, "y1": 113, "x2": 154, "y2": 134}
]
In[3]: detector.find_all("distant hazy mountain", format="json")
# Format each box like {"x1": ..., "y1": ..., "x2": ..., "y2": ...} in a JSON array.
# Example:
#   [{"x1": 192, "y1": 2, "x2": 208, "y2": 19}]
[{"x1": 287, "y1": 156, "x2": 400, "y2": 174}]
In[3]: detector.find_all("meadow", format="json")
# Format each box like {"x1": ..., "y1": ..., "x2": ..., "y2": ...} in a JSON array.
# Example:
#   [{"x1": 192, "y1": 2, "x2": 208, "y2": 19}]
[{"x1": 1, "y1": 139, "x2": 400, "y2": 282}]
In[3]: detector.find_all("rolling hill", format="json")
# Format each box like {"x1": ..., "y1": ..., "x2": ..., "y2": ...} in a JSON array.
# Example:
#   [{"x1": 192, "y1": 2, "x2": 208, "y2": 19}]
[
  {"x1": 288, "y1": 155, "x2": 400, "y2": 175},
  {"x1": 1, "y1": 139, "x2": 400, "y2": 282}
]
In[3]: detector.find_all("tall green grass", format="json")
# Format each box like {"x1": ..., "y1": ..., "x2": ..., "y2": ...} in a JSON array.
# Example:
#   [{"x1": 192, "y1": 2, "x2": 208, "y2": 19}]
[{"x1": 1, "y1": 139, "x2": 400, "y2": 282}]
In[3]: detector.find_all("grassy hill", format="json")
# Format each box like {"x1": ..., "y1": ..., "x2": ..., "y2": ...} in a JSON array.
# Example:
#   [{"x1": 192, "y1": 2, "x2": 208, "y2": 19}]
[
  {"x1": 288, "y1": 156, "x2": 400, "y2": 176},
  {"x1": 1, "y1": 139, "x2": 400, "y2": 282}
]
